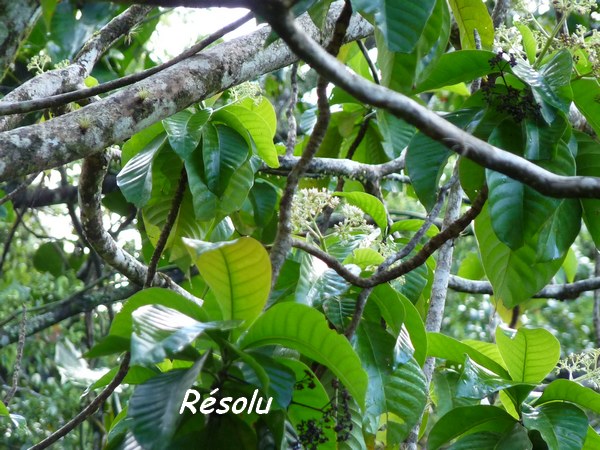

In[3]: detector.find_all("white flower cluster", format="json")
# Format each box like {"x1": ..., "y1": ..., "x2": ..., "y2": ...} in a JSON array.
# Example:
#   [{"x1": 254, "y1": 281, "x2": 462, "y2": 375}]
[
  {"x1": 494, "y1": 24, "x2": 524, "y2": 55},
  {"x1": 556, "y1": 348, "x2": 600, "y2": 388},
  {"x1": 552, "y1": 0, "x2": 596, "y2": 15},
  {"x1": 333, "y1": 203, "x2": 374, "y2": 245},
  {"x1": 291, "y1": 188, "x2": 340, "y2": 234}
]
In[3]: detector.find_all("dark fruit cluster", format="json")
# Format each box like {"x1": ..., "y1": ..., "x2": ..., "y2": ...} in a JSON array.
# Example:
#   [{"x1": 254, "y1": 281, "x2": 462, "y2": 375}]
[
  {"x1": 293, "y1": 379, "x2": 354, "y2": 449},
  {"x1": 481, "y1": 51, "x2": 540, "y2": 123}
]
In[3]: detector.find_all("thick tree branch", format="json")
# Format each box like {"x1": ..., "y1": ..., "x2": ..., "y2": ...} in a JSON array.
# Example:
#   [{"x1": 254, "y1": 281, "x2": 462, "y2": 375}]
[
  {"x1": 78, "y1": 151, "x2": 202, "y2": 304},
  {"x1": 0, "y1": 4, "x2": 372, "y2": 181},
  {"x1": 249, "y1": 1, "x2": 600, "y2": 199},
  {"x1": 0, "y1": 0, "x2": 39, "y2": 81},
  {"x1": 0, "y1": 5, "x2": 153, "y2": 132}
]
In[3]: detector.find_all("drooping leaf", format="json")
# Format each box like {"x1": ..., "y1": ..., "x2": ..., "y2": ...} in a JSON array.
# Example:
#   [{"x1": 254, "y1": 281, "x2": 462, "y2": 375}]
[
  {"x1": 117, "y1": 133, "x2": 167, "y2": 207},
  {"x1": 495, "y1": 327, "x2": 560, "y2": 383},
  {"x1": 239, "y1": 303, "x2": 368, "y2": 409},
  {"x1": 163, "y1": 109, "x2": 211, "y2": 159},
  {"x1": 522, "y1": 403, "x2": 588, "y2": 450},
  {"x1": 536, "y1": 379, "x2": 600, "y2": 415},
  {"x1": 448, "y1": 0, "x2": 494, "y2": 50},
  {"x1": 428, "y1": 405, "x2": 517, "y2": 450},
  {"x1": 475, "y1": 204, "x2": 564, "y2": 307},
  {"x1": 129, "y1": 356, "x2": 207, "y2": 450},
  {"x1": 183, "y1": 237, "x2": 270, "y2": 331}
]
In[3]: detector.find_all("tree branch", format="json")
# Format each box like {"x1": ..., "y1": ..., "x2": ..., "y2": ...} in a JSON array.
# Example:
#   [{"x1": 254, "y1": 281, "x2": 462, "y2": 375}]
[
  {"x1": 78, "y1": 151, "x2": 202, "y2": 304},
  {"x1": 249, "y1": 1, "x2": 600, "y2": 199},
  {"x1": 0, "y1": 0, "x2": 39, "y2": 81}
]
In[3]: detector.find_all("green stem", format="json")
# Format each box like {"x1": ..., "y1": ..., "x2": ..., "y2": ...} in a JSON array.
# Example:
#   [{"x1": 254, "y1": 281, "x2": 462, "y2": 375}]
[{"x1": 534, "y1": 14, "x2": 567, "y2": 68}]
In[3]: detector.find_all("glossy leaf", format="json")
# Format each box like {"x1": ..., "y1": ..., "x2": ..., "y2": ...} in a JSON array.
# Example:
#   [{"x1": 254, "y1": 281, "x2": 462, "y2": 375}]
[
  {"x1": 496, "y1": 327, "x2": 560, "y2": 383},
  {"x1": 572, "y1": 78, "x2": 600, "y2": 136},
  {"x1": 415, "y1": 50, "x2": 496, "y2": 93},
  {"x1": 352, "y1": 0, "x2": 436, "y2": 53},
  {"x1": 183, "y1": 237, "x2": 270, "y2": 330},
  {"x1": 427, "y1": 332, "x2": 510, "y2": 379},
  {"x1": 87, "y1": 288, "x2": 205, "y2": 358},
  {"x1": 522, "y1": 403, "x2": 588, "y2": 450},
  {"x1": 130, "y1": 304, "x2": 234, "y2": 366},
  {"x1": 163, "y1": 109, "x2": 211, "y2": 159},
  {"x1": 448, "y1": 0, "x2": 494, "y2": 50},
  {"x1": 129, "y1": 356, "x2": 207, "y2": 450},
  {"x1": 117, "y1": 133, "x2": 167, "y2": 207},
  {"x1": 335, "y1": 191, "x2": 388, "y2": 230},
  {"x1": 475, "y1": 204, "x2": 564, "y2": 307},
  {"x1": 428, "y1": 405, "x2": 516, "y2": 450},
  {"x1": 536, "y1": 379, "x2": 600, "y2": 415},
  {"x1": 456, "y1": 356, "x2": 518, "y2": 400},
  {"x1": 239, "y1": 302, "x2": 368, "y2": 409}
]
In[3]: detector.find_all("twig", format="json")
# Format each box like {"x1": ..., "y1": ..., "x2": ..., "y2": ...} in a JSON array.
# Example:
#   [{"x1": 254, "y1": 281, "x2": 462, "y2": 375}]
[
  {"x1": 356, "y1": 40, "x2": 380, "y2": 85},
  {"x1": 145, "y1": 168, "x2": 187, "y2": 287},
  {"x1": 28, "y1": 353, "x2": 130, "y2": 450},
  {"x1": 0, "y1": 207, "x2": 23, "y2": 275},
  {"x1": 0, "y1": 13, "x2": 254, "y2": 117},
  {"x1": 0, "y1": 173, "x2": 39, "y2": 207},
  {"x1": 285, "y1": 63, "x2": 299, "y2": 157},
  {"x1": 3, "y1": 306, "x2": 26, "y2": 405},
  {"x1": 269, "y1": 1, "x2": 353, "y2": 286}
]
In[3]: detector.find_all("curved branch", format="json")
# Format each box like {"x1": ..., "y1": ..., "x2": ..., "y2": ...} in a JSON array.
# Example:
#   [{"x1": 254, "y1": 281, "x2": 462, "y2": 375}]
[
  {"x1": 78, "y1": 151, "x2": 202, "y2": 305},
  {"x1": 249, "y1": 1, "x2": 600, "y2": 199},
  {"x1": 0, "y1": 3, "x2": 372, "y2": 181},
  {"x1": 0, "y1": 5, "x2": 153, "y2": 132}
]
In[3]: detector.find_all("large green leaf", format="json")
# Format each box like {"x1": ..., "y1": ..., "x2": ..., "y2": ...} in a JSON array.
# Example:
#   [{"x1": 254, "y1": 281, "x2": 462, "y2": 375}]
[
  {"x1": 572, "y1": 78, "x2": 600, "y2": 136},
  {"x1": 376, "y1": 0, "x2": 450, "y2": 93},
  {"x1": 522, "y1": 403, "x2": 588, "y2": 450},
  {"x1": 163, "y1": 109, "x2": 211, "y2": 160},
  {"x1": 427, "y1": 332, "x2": 510, "y2": 379},
  {"x1": 428, "y1": 405, "x2": 517, "y2": 450},
  {"x1": 406, "y1": 109, "x2": 479, "y2": 210},
  {"x1": 448, "y1": 0, "x2": 494, "y2": 50},
  {"x1": 87, "y1": 288, "x2": 205, "y2": 358},
  {"x1": 352, "y1": 0, "x2": 436, "y2": 53},
  {"x1": 130, "y1": 304, "x2": 235, "y2": 366},
  {"x1": 129, "y1": 356, "x2": 207, "y2": 450},
  {"x1": 212, "y1": 97, "x2": 279, "y2": 167},
  {"x1": 0, "y1": 400, "x2": 8, "y2": 417},
  {"x1": 495, "y1": 327, "x2": 560, "y2": 383},
  {"x1": 239, "y1": 303, "x2": 368, "y2": 409},
  {"x1": 456, "y1": 356, "x2": 519, "y2": 400},
  {"x1": 117, "y1": 133, "x2": 167, "y2": 207},
  {"x1": 576, "y1": 132, "x2": 600, "y2": 248},
  {"x1": 447, "y1": 425, "x2": 532, "y2": 450},
  {"x1": 536, "y1": 379, "x2": 600, "y2": 414},
  {"x1": 415, "y1": 50, "x2": 496, "y2": 93},
  {"x1": 183, "y1": 237, "x2": 270, "y2": 330},
  {"x1": 335, "y1": 191, "x2": 388, "y2": 230},
  {"x1": 475, "y1": 204, "x2": 564, "y2": 307},
  {"x1": 584, "y1": 426, "x2": 600, "y2": 450}
]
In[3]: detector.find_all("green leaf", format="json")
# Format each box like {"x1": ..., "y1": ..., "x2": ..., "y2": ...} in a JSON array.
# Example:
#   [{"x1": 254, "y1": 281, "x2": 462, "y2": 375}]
[
  {"x1": 496, "y1": 327, "x2": 560, "y2": 383},
  {"x1": 239, "y1": 303, "x2": 368, "y2": 409},
  {"x1": 376, "y1": 0, "x2": 450, "y2": 93},
  {"x1": 130, "y1": 304, "x2": 235, "y2": 366},
  {"x1": 377, "y1": 110, "x2": 416, "y2": 159},
  {"x1": 517, "y1": 23, "x2": 538, "y2": 64},
  {"x1": 512, "y1": 50, "x2": 573, "y2": 120},
  {"x1": 87, "y1": 288, "x2": 205, "y2": 358},
  {"x1": 352, "y1": 0, "x2": 436, "y2": 53},
  {"x1": 427, "y1": 332, "x2": 510, "y2": 379},
  {"x1": 335, "y1": 191, "x2": 388, "y2": 230},
  {"x1": 406, "y1": 109, "x2": 479, "y2": 210},
  {"x1": 212, "y1": 98, "x2": 279, "y2": 167},
  {"x1": 475, "y1": 204, "x2": 564, "y2": 307},
  {"x1": 456, "y1": 356, "x2": 519, "y2": 400},
  {"x1": 0, "y1": 400, "x2": 8, "y2": 417},
  {"x1": 163, "y1": 109, "x2": 211, "y2": 159},
  {"x1": 448, "y1": 0, "x2": 494, "y2": 50},
  {"x1": 129, "y1": 355, "x2": 207, "y2": 450},
  {"x1": 428, "y1": 405, "x2": 517, "y2": 450},
  {"x1": 415, "y1": 50, "x2": 496, "y2": 93},
  {"x1": 117, "y1": 133, "x2": 167, "y2": 207},
  {"x1": 343, "y1": 248, "x2": 385, "y2": 269},
  {"x1": 536, "y1": 379, "x2": 600, "y2": 415},
  {"x1": 572, "y1": 78, "x2": 600, "y2": 136},
  {"x1": 584, "y1": 426, "x2": 600, "y2": 450},
  {"x1": 184, "y1": 237, "x2": 270, "y2": 331},
  {"x1": 522, "y1": 403, "x2": 588, "y2": 450},
  {"x1": 576, "y1": 132, "x2": 600, "y2": 248},
  {"x1": 535, "y1": 197, "x2": 581, "y2": 262}
]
